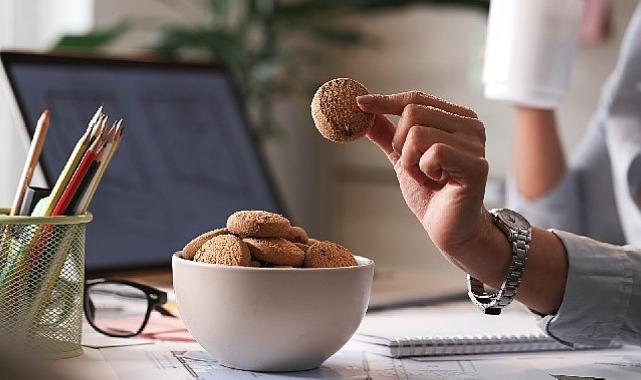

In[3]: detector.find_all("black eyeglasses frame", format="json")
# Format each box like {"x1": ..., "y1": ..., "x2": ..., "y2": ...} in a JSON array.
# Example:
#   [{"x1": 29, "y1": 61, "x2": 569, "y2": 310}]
[{"x1": 83, "y1": 278, "x2": 168, "y2": 338}]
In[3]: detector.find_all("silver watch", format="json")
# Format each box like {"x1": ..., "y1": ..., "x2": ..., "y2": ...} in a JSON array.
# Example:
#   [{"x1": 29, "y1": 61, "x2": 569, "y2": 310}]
[{"x1": 467, "y1": 208, "x2": 531, "y2": 315}]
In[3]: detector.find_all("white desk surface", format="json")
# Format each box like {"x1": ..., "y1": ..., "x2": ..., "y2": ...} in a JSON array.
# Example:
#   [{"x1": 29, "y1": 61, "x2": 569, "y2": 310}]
[{"x1": 54, "y1": 302, "x2": 641, "y2": 380}]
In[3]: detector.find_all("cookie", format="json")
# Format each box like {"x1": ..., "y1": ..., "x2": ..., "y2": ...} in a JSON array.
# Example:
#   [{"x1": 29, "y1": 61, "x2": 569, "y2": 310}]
[
  {"x1": 311, "y1": 78, "x2": 375, "y2": 143},
  {"x1": 304, "y1": 241, "x2": 357, "y2": 268},
  {"x1": 294, "y1": 242, "x2": 310, "y2": 252},
  {"x1": 243, "y1": 237, "x2": 305, "y2": 267},
  {"x1": 308, "y1": 238, "x2": 321, "y2": 246},
  {"x1": 195, "y1": 234, "x2": 251, "y2": 267},
  {"x1": 182, "y1": 228, "x2": 229, "y2": 260},
  {"x1": 284, "y1": 226, "x2": 309, "y2": 244},
  {"x1": 227, "y1": 210, "x2": 291, "y2": 238}
]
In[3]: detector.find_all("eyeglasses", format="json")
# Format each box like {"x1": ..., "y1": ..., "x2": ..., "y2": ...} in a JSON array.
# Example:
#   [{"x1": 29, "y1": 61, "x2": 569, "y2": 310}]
[{"x1": 84, "y1": 278, "x2": 174, "y2": 338}]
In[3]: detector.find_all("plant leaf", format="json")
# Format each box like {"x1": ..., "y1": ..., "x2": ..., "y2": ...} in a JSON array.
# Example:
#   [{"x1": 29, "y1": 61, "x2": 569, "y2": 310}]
[{"x1": 53, "y1": 22, "x2": 130, "y2": 50}]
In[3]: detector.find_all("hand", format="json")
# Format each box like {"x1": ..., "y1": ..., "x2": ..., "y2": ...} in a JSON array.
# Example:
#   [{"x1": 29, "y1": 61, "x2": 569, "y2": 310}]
[{"x1": 357, "y1": 91, "x2": 491, "y2": 260}]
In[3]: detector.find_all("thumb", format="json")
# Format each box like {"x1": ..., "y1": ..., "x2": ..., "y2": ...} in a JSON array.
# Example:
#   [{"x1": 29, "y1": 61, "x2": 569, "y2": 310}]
[{"x1": 367, "y1": 114, "x2": 399, "y2": 164}]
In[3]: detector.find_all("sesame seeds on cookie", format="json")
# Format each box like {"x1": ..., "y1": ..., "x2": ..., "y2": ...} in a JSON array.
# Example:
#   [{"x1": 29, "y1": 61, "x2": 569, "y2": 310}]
[
  {"x1": 195, "y1": 234, "x2": 252, "y2": 267},
  {"x1": 304, "y1": 241, "x2": 357, "y2": 268},
  {"x1": 311, "y1": 78, "x2": 374, "y2": 143},
  {"x1": 243, "y1": 237, "x2": 305, "y2": 267},
  {"x1": 182, "y1": 227, "x2": 229, "y2": 260},
  {"x1": 227, "y1": 210, "x2": 291, "y2": 238}
]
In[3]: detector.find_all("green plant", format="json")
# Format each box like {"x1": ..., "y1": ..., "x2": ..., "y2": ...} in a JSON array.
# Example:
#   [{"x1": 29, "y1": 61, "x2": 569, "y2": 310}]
[{"x1": 55, "y1": 0, "x2": 488, "y2": 137}]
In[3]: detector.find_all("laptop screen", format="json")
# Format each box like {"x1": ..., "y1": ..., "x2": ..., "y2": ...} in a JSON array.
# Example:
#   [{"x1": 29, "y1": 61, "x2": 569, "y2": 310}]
[{"x1": 1, "y1": 53, "x2": 283, "y2": 272}]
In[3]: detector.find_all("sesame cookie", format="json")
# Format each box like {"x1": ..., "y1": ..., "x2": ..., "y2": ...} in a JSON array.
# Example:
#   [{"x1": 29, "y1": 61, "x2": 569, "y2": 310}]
[
  {"x1": 284, "y1": 226, "x2": 309, "y2": 244},
  {"x1": 243, "y1": 237, "x2": 305, "y2": 267},
  {"x1": 311, "y1": 78, "x2": 374, "y2": 143},
  {"x1": 227, "y1": 210, "x2": 291, "y2": 238},
  {"x1": 294, "y1": 242, "x2": 310, "y2": 252},
  {"x1": 195, "y1": 234, "x2": 251, "y2": 267},
  {"x1": 181, "y1": 227, "x2": 229, "y2": 260},
  {"x1": 304, "y1": 241, "x2": 357, "y2": 268}
]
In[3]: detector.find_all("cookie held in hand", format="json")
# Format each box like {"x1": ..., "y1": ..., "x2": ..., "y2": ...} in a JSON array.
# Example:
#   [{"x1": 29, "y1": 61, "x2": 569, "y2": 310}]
[{"x1": 311, "y1": 78, "x2": 374, "y2": 143}]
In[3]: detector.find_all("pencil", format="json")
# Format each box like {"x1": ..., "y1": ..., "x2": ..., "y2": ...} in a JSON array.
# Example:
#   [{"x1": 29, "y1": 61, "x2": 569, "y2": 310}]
[
  {"x1": 10, "y1": 110, "x2": 50, "y2": 215},
  {"x1": 76, "y1": 120, "x2": 123, "y2": 214},
  {"x1": 51, "y1": 121, "x2": 106, "y2": 216},
  {"x1": 40, "y1": 106, "x2": 103, "y2": 216}
]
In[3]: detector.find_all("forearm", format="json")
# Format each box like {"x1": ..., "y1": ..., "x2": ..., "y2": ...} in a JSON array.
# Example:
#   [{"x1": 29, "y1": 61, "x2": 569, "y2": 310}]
[
  {"x1": 515, "y1": 107, "x2": 566, "y2": 199},
  {"x1": 450, "y1": 209, "x2": 568, "y2": 315}
]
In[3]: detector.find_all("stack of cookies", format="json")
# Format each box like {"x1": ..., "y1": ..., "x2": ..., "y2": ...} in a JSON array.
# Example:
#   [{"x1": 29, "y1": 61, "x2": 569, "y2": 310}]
[{"x1": 181, "y1": 210, "x2": 357, "y2": 269}]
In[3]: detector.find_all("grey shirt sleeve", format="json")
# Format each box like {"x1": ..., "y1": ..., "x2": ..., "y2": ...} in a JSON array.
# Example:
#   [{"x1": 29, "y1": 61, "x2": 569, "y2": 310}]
[
  {"x1": 538, "y1": 230, "x2": 641, "y2": 347},
  {"x1": 507, "y1": 120, "x2": 625, "y2": 245}
]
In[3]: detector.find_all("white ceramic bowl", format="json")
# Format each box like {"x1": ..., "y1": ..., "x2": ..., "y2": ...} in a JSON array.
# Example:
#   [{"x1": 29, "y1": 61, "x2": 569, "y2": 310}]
[{"x1": 172, "y1": 253, "x2": 374, "y2": 372}]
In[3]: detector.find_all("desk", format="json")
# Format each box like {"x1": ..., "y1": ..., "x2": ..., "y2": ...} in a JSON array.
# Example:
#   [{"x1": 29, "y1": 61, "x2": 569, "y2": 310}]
[{"x1": 55, "y1": 302, "x2": 641, "y2": 380}]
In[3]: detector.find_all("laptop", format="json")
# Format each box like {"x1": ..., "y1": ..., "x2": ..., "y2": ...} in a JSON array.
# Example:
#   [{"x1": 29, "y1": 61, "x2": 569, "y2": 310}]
[{"x1": 0, "y1": 51, "x2": 284, "y2": 274}]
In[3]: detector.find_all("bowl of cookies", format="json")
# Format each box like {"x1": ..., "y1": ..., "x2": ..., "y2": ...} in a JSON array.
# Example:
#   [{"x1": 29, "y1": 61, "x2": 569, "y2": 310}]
[{"x1": 172, "y1": 210, "x2": 374, "y2": 372}]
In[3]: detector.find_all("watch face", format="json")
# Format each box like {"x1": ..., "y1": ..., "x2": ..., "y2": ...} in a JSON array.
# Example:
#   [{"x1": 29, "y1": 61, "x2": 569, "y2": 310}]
[{"x1": 496, "y1": 209, "x2": 530, "y2": 230}]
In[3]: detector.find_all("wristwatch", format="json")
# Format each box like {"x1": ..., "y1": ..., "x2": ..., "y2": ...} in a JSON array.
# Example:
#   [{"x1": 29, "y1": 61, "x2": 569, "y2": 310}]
[{"x1": 467, "y1": 208, "x2": 531, "y2": 315}]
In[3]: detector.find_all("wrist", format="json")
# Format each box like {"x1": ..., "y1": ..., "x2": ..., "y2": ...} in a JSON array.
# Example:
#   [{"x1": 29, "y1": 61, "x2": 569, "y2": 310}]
[{"x1": 447, "y1": 208, "x2": 512, "y2": 289}]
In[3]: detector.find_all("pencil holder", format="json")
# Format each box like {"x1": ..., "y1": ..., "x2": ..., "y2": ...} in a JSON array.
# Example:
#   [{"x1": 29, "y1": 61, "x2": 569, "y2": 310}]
[{"x1": 0, "y1": 209, "x2": 92, "y2": 359}]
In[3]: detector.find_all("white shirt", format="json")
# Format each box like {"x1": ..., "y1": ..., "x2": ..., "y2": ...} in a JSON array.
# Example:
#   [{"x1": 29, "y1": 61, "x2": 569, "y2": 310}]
[{"x1": 508, "y1": 3, "x2": 641, "y2": 347}]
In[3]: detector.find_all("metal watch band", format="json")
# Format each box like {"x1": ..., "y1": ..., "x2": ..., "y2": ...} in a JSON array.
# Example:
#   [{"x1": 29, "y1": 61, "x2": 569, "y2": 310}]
[{"x1": 467, "y1": 209, "x2": 531, "y2": 315}]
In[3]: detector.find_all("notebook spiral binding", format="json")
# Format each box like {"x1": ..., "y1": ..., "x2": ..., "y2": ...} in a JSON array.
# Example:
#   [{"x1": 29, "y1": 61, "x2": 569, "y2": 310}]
[{"x1": 390, "y1": 334, "x2": 577, "y2": 357}]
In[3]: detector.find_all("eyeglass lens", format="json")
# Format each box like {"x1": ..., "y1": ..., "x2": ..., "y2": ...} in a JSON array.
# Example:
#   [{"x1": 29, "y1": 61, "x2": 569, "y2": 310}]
[{"x1": 86, "y1": 282, "x2": 149, "y2": 337}]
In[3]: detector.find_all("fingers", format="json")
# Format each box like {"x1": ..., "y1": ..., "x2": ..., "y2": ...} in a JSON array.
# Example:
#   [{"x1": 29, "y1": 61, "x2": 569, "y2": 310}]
[
  {"x1": 366, "y1": 114, "x2": 396, "y2": 160},
  {"x1": 396, "y1": 126, "x2": 486, "y2": 185},
  {"x1": 393, "y1": 104, "x2": 485, "y2": 153},
  {"x1": 417, "y1": 143, "x2": 489, "y2": 185},
  {"x1": 357, "y1": 90, "x2": 478, "y2": 119}
]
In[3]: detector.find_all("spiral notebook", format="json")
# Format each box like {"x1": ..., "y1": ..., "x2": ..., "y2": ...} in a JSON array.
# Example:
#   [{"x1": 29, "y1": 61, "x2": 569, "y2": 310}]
[{"x1": 355, "y1": 302, "x2": 613, "y2": 358}]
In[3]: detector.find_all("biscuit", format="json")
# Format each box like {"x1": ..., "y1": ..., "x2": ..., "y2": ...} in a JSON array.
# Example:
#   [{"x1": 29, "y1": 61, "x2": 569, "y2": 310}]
[
  {"x1": 284, "y1": 226, "x2": 309, "y2": 244},
  {"x1": 227, "y1": 210, "x2": 291, "y2": 238},
  {"x1": 311, "y1": 78, "x2": 374, "y2": 143},
  {"x1": 294, "y1": 242, "x2": 310, "y2": 252},
  {"x1": 195, "y1": 234, "x2": 251, "y2": 267},
  {"x1": 182, "y1": 228, "x2": 229, "y2": 260},
  {"x1": 304, "y1": 241, "x2": 357, "y2": 268},
  {"x1": 243, "y1": 237, "x2": 305, "y2": 267}
]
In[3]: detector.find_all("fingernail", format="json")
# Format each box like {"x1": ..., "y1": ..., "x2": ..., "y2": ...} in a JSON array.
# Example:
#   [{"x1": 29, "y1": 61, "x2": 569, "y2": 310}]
[{"x1": 357, "y1": 95, "x2": 375, "y2": 104}]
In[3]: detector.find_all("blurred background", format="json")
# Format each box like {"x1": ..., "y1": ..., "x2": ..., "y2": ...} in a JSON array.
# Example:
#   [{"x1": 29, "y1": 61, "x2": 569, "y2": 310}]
[{"x1": 0, "y1": 0, "x2": 636, "y2": 292}]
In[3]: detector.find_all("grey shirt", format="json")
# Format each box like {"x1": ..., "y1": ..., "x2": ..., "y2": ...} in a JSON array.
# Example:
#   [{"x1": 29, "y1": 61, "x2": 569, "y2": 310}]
[{"x1": 507, "y1": 3, "x2": 641, "y2": 347}]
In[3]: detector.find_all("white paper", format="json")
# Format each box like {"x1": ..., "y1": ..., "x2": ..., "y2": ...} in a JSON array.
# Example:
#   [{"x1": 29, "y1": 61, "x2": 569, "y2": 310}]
[
  {"x1": 56, "y1": 340, "x2": 641, "y2": 379},
  {"x1": 357, "y1": 302, "x2": 544, "y2": 341},
  {"x1": 97, "y1": 341, "x2": 489, "y2": 380}
]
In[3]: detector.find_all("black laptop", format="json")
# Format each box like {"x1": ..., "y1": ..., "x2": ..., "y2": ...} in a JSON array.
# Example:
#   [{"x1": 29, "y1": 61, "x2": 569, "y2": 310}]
[{"x1": 0, "y1": 51, "x2": 284, "y2": 273}]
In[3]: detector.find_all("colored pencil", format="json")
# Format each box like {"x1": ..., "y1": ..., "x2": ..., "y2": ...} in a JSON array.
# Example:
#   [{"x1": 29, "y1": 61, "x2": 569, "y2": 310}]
[
  {"x1": 40, "y1": 106, "x2": 103, "y2": 216},
  {"x1": 50, "y1": 119, "x2": 107, "y2": 216},
  {"x1": 75, "y1": 120, "x2": 123, "y2": 214}
]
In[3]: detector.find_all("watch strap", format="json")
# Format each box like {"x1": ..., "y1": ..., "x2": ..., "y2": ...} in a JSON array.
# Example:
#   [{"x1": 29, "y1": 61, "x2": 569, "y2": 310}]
[{"x1": 467, "y1": 210, "x2": 531, "y2": 315}]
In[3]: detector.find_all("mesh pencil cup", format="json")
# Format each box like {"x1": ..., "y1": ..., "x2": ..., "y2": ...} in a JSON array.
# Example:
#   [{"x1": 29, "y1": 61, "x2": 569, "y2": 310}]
[{"x1": 0, "y1": 208, "x2": 92, "y2": 359}]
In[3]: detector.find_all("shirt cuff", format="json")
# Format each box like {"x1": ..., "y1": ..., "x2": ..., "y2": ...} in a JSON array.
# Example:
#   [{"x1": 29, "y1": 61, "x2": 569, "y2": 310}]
[{"x1": 537, "y1": 229, "x2": 633, "y2": 347}]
